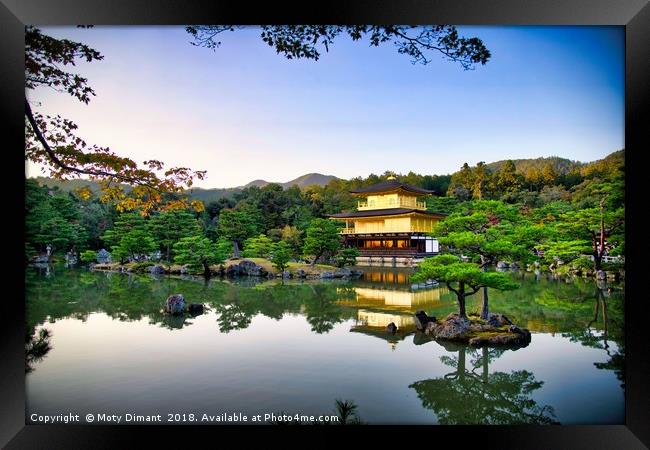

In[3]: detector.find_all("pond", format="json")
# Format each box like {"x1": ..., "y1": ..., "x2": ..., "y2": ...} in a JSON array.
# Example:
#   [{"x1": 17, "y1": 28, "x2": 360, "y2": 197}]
[{"x1": 25, "y1": 266, "x2": 624, "y2": 425}]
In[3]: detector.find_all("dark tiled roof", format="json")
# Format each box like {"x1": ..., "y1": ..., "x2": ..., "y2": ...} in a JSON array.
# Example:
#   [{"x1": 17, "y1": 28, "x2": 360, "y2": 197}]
[
  {"x1": 349, "y1": 180, "x2": 437, "y2": 196},
  {"x1": 329, "y1": 208, "x2": 448, "y2": 219}
]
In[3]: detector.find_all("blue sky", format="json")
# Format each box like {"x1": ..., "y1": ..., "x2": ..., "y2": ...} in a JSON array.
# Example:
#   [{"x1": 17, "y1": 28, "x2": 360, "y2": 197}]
[{"x1": 27, "y1": 26, "x2": 624, "y2": 188}]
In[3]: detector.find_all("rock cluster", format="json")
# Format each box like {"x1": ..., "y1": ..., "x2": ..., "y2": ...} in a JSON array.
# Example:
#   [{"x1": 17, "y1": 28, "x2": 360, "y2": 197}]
[
  {"x1": 319, "y1": 268, "x2": 363, "y2": 279},
  {"x1": 225, "y1": 260, "x2": 267, "y2": 277},
  {"x1": 417, "y1": 312, "x2": 531, "y2": 348}
]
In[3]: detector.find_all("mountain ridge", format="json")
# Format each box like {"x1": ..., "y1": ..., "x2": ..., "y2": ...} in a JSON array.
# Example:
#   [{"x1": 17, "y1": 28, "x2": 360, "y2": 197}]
[{"x1": 27, "y1": 150, "x2": 623, "y2": 204}]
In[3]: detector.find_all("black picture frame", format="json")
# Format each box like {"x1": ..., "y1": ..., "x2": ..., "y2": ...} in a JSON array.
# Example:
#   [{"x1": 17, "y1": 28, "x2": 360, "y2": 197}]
[{"x1": 1, "y1": 0, "x2": 648, "y2": 447}]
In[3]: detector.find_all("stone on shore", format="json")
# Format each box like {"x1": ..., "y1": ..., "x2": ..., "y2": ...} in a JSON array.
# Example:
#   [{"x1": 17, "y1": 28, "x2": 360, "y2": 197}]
[
  {"x1": 425, "y1": 313, "x2": 471, "y2": 340},
  {"x1": 225, "y1": 260, "x2": 268, "y2": 277},
  {"x1": 486, "y1": 313, "x2": 513, "y2": 328},
  {"x1": 149, "y1": 264, "x2": 166, "y2": 275}
]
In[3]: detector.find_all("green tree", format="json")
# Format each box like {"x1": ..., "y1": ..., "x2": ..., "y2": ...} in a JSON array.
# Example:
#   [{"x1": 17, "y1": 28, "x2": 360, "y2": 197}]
[
  {"x1": 217, "y1": 208, "x2": 261, "y2": 256},
  {"x1": 173, "y1": 236, "x2": 229, "y2": 277},
  {"x1": 147, "y1": 209, "x2": 201, "y2": 262},
  {"x1": 302, "y1": 219, "x2": 342, "y2": 266},
  {"x1": 101, "y1": 212, "x2": 147, "y2": 249},
  {"x1": 112, "y1": 229, "x2": 157, "y2": 261},
  {"x1": 277, "y1": 225, "x2": 302, "y2": 254},
  {"x1": 79, "y1": 199, "x2": 112, "y2": 250},
  {"x1": 552, "y1": 198, "x2": 624, "y2": 270},
  {"x1": 242, "y1": 234, "x2": 275, "y2": 259},
  {"x1": 411, "y1": 255, "x2": 518, "y2": 319},
  {"x1": 271, "y1": 241, "x2": 293, "y2": 273},
  {"x1": 335, "y1": 248, "x2": 360, "y2": 268},
  {"x1": 25, "y1": 181, "x2": 88, "y2": 255},
  {"x1": 434, "y1": 201, "x2": 531, "y2": 319},
  {"x1": 80, "y1": 250, "x2": 97, "y2": 264}
]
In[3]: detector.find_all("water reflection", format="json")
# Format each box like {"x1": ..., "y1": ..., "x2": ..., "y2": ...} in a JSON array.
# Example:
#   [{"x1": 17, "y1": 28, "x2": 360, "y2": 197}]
[
  {"x1": 561, "y1": 281, "x2": 625, "y2": 388},
  {"x1": 351, "y1": 310, "x2": 416, "y2": 350},
  {"x1": 26, "y1": 267, "x2": 625, "y2": 399},
  {"x1": 25, "y1": 266, "x2": 625, "y2": 424},
  {"x1": 25, "y1": 327, "x2": 52, "y2": 373},
  {"x1": 409, "y1": 342, "x2": 559, "y2": 424}
]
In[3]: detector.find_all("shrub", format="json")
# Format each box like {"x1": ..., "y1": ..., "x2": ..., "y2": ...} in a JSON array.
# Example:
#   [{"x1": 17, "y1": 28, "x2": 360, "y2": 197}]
[{"x1": 80, "y1": 250, "x2": 97, "y2": 264}]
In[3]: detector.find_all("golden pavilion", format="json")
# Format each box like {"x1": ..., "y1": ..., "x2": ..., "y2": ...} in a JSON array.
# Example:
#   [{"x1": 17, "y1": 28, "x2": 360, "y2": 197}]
[{"x1": 329, "y1": 176, "x2": 447, "y2": 265}]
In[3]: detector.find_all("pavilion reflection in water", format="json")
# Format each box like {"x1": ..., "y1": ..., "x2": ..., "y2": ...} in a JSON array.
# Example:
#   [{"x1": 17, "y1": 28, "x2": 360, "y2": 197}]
[
  {"x1": 346, "y1": 269, "x2": 449, "y2": 349},
  {"x1": 351, "y1": 269, "x2": 450, "y2": 307}
]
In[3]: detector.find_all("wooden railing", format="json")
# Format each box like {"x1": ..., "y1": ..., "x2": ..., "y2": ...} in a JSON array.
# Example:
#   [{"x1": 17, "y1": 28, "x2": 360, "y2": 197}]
[
  {"x1": 357, "y1": 199, "x2": 427, "y2": 210},
  {"x1": 341, "y1": 226, "x2": 432, "y2": 234}
]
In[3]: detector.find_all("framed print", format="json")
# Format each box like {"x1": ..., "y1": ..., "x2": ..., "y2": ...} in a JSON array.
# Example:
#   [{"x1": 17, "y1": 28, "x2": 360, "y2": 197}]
[{"x1": 1, "y1": 0, "x2": 649, "y2": 447}]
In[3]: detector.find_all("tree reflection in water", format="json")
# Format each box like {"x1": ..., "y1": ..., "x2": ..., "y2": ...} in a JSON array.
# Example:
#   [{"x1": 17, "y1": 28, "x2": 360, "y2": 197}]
[
  {"x1": 409, "y1": 342, "x2": 559, "y2": 425},
  {"x1": 25, "y1": 327, "x2": 52, "y2": 373},
  {"x1": 562, "y1": 280, "x2": 625, "y2": 388}
]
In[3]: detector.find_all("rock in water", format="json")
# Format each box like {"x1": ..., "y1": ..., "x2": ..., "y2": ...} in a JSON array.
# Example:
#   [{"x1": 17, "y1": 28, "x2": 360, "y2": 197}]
[
  {"x1": 165, "y1": 294, "x2": 185, "y2": 315},
  {"x1": 386, "y1": 322, "x2": 397, "y2": 334},
  {"x1": 414, "y1": 310, "x2": 436, "y2": 331},
  {"x1": 187, "y1": 303, "x2": 204, "y2": 314}
]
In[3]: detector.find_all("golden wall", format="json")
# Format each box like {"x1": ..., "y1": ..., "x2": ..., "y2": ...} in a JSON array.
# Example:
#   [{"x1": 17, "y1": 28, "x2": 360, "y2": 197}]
[{"x1": 359, "y1": 193, "x2": 426, "y2": 210}]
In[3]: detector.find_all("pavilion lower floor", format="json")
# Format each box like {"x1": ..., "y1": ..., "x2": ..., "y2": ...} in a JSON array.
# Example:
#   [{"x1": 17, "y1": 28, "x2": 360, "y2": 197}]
[{"x1": 342, "y1": 233, "x2": 439, "y2": 257}]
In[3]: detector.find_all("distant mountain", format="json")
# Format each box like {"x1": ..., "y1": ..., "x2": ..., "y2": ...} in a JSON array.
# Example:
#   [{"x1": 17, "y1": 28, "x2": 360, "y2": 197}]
[
  {"x1": 27, "y1": 152, "x2": 622, "y2": 206},
  {"x1": 29, "y1": 177, "x2": 132, "y2": 194},
  {"x1": 243, "y1": 179, "x2": 269, "y2": 188},
  {"x1": 184, "y1": 187, "x2": 242, "y2": 204},
  {"x1": 241, "y1": 173, "x2": 339, "y2": 189},
  {"x1": 485, "y1": 156, "x2": 584, "y2": 174}
]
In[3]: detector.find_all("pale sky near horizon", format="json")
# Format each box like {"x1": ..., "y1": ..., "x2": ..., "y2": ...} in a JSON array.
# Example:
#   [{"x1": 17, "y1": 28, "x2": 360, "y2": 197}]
[{"x1": 26, "y1": 26, "x2": 624, "y2": 188}]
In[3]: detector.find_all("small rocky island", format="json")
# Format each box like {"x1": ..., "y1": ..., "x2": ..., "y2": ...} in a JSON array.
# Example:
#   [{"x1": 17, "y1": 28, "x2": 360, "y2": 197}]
[{"x1": 414, "y1": 311, "x2": 531, "y2": 347}]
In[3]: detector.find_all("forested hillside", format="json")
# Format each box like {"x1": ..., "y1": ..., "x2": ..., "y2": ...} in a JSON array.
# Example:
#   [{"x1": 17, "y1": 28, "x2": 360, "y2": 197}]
[{"x1": 26, "y1": 150, "x2": 624, "y2": 274}]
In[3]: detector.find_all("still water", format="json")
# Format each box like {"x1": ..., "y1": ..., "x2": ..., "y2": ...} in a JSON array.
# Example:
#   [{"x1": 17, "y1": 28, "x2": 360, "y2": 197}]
[{"x1": 25, "y1": 267, "x2": 624, "y2": 425}]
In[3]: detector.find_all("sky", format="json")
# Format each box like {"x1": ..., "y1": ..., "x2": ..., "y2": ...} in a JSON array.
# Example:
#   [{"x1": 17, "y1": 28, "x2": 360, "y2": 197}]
[{"x1": 26, "y1": 26, "x2": 625, "y2": 188}]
